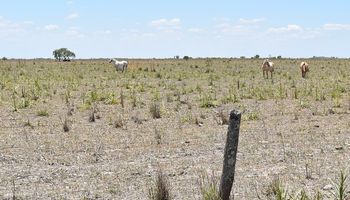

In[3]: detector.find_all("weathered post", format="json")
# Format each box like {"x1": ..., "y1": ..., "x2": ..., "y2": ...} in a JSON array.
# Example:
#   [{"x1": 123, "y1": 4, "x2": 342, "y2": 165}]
[{"x1": 219, "y1": 110, "x2": 241, "y2": 200}]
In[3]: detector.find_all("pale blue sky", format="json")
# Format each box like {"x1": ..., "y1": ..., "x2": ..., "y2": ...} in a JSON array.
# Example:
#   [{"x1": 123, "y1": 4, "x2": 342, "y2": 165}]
[{"x1": 1, "y1": 0, "x2": 350, "y2": 58}]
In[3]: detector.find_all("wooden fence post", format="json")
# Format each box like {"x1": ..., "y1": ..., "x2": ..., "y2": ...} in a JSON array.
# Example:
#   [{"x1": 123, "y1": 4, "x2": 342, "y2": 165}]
[{"x1": 219, "y1": 110, "x2": 241, "y2": 200}]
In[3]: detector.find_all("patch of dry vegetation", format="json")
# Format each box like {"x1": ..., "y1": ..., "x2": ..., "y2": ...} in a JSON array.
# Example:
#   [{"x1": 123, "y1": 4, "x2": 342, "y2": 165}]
[{"x1": 0, "y1": 58, "x2": 349, "y2": 199}]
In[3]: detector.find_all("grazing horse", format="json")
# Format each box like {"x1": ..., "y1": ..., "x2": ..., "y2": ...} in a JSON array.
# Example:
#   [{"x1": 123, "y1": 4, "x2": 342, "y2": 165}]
[
  {"x1": 109, "y1": 58, "x2": 128, "y2": 72},
  {"x1": 262, "y1": 59, "x2": 274, "y2": 79},
  {"x1": 300, "y1": 62, "x2": 309, "y2": 78}
]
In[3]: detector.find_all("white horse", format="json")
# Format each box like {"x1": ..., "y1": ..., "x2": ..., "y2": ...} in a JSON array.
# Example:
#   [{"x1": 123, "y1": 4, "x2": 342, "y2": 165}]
[
  {"x1": 109, "y1": 58, "x2": 128, "y2": 72},
  {"x1": 262, "y1": 59, "x2": 274, "y2": 79},
  {"x1": 300, "y1": 61, "x2": 309, "y2": 78}
]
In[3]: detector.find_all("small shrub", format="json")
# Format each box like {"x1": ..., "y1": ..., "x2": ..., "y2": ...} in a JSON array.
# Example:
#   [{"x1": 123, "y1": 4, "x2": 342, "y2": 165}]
[
  {"x1": 154, "y1": 127, "x2": 162, "y2": 145},
  {"x1": 24, "y1": 118, "x2": 34, "y2": 128},
  {"x1": 198, "y1": 173, "x2": 221, "y2": 200},
  {"x1": 217, "y1": 110, "x2": 229, "y2": 125},
  {"x1": 12, "y1": 96, "x2": 17, "y2": 112},
  {"x1": 298, "y1": 99, "x2": 310, "y2": 109},
  {"x1": 65, "y1": 90, "x2": 71, "y2": 104},
  {"x1": 333, "y1": 97, "x2": 342, "y2": 108},
  {"x1": 150, "y1": 102, "x2": 161, "y2": 119},
  {"x1": 120, "y1": 89, "x2": 124, "y2": 108},
  {"x1": 114, "y1": 115, "x2": 124, "y2": 128},
  {"x1": 89, "y1": 109, "x2": 96, "y2": 122},
  {"x1": 104, "y1": 92, "x2": 118, "y2": 105},
  {"x1": 200, "y1": 93, "x2": 217, "y2": 108},
  {"x1": 331, "y1": 170, "x2": 349, "y2": 200},
  {"x1": 37, "y1": 109, "x2": 49, "y2": 117},
  {"x1": 148, "y1": 169, "x2": 171, "y2": 200},
  {"x1": 156, "y1": 72, "x2": 162, "y2": 79},
  {"x1": 243, "y1": 111, "x2": 260, "y2": 121},
  {"x1": 265, "y1": 178, "x2": 288, "y2": 200},
  {"x1": 131, "y1": 91, "x2": 137, "y2": 108},
  {"x1": 67, "y1": 104, "x2": 74, "y2": 116},
  {"x1": 63, "y1": 118, "x2": 70, "y2": 132}
]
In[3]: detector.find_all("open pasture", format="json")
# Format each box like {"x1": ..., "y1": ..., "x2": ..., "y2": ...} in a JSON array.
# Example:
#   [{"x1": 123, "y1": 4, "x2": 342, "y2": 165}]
[{"x1": 0, "y1": 58, "x2": 349, "y2": 199}]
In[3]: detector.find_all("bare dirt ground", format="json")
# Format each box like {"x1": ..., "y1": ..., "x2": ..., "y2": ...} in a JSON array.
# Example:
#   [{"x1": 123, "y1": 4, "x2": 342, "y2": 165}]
[{"x1": 0, "y1": 59, "x2": 349, "y2": 199}]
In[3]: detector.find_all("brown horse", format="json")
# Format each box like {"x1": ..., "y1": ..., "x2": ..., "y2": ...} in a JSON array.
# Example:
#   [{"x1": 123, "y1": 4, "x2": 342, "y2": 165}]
[
  {"x1": 262, "y1": 59, "x2": 274, "y2": 79},
  {"x1": 300, "y1": 62, "x2": 309, "y2": 78}
]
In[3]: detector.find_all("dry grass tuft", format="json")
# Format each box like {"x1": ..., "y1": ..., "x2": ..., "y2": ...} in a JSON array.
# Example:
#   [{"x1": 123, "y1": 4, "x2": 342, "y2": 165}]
[
  {"x1": 148, "y1": 168, "x2": 171, "y2": 200},
  {"x1": 198, "y1": 172, "x2": 221, "y2": 200},
  {"x1": 150, "y1": 102, "x2": 161, "y2": 119}
]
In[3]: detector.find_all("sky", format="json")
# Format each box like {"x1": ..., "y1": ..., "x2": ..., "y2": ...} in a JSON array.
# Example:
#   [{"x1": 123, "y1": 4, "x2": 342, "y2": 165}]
[{"x1": 1, "y1": 0, "x2": 350, "y2": 58}]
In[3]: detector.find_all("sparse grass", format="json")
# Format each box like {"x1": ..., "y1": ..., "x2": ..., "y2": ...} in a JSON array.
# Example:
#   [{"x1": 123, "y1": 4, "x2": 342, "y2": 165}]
[
  {"x1": 114, "y1": 114, "x2": 124, "y2": 128},
  {"x1": 298, "y1": 99, "x2": 311, "y2": 109},
  {"x1": 63, "y1": 118, "x2": 70, "y2": 132},
  {"x1": 243, "y1": 111, "x2": 260, "y2": 121},
  {"x1": 265, "y1": 178, "x2": 289, "y2": 200},
  {"x1": 217, "y1": 110, "x2": 229, "y2": 125},
  {"x1": 104, "y1": 92, "x2": 118, "y2": 105},
  {"x1": 264, "y1": 171, "x2": 350, "y2": 200},
  {"x1": 148, "y1": 169, "x2": 171, "y2": 200},
  {"x1": 198, "y1": 172, "x2": 221, "y2": 200},
  {"x1": 89, "y1": 109, "x2": 96, "y2": 122},
  {"x1": 37, "y1": 109, "x2": 49, "y2": 117},
  {"x1": 120, "y1": 89, "x2": 125, "y2": 108},
  {"x1": 150, "y1": 102, "x2": 161, "y2": 119},
  {"x1": 154, "y1": 127, "x2": 162, "y2": 145},
  {"x1": 199, "y1": 93, "x2": 217, "y2": 108},
  {"x1": 331, "y1": 170, "x2": 349, "y2": 200},
  {"x1": 24, "y1": 118, "x2": 34, "y2": 128}
]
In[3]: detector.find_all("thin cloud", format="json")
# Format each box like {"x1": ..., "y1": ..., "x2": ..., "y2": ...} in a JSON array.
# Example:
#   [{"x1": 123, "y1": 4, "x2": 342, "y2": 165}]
[
  {"x1": 213, "y1": 17, "x2": 265, "y2": 38},
  {"x1": 188, "y1": 28, "x2": 205, "y2": 33},
  {"x1": 44, "y1": 24, "x2": 59, "y2": 31},
  {"x1": 65, "y1": 13, "x2": 79, "y2": 20},
  {"x1": 150, "y1": 18, "x2": 182, "y2": 39},
  {"x1": 239, "y1": 18, "x2": 265, "y2": 24},
  {"x1": 0, "y1": 16, "x2": 34, "y2": 38},
  {"x1": 323, "y1": 23, "x2": 350, "y2": 30},
  {"x1": 267, "y1": 25, "x2": 320, "y2": 40},
  {"x1": 150, "y1": 18, "x2": 181, "y2": 29},
  {"x1": 217, "y1": 23, "x2": 244, "y2": 34},
  {"x1": 216, "y1": 22, "x2": 259, "y2": 36},
  {"x1": 268, "y1": 24, "x2": 303, "y2": 33},
  {"x1": 95, "y1": 30, "x2": 112, "y2": 35},
  {"x1": 66, "y1": 27, "x2": 86, "y2": 38}
]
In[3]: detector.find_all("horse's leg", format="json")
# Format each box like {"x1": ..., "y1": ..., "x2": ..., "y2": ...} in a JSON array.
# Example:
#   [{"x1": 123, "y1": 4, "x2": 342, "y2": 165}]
[{"x1": 301, "y1": 67, "x2": 305, "y2": 78}]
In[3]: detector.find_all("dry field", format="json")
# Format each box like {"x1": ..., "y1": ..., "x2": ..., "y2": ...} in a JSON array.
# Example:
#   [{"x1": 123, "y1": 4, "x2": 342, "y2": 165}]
[{"x1": 0, "y1": 58, "x2": 349, "y2": 199}]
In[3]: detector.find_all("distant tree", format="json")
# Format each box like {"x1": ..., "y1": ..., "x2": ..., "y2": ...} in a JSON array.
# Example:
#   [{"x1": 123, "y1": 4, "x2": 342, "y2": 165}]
[
  {"x1": 1, "y1": 57, "x2": 7, "y2": 60},
  {"x1": 183, "y1": 56, "x2": 191, "y2": 60},
  {"x1": 53, "y1": 48, "x2": 76, "y2": 61},
  {"x1": 240, "y1": 56, "x2": 246, "y2": 59},
  {"x1": 254, "y1": 54, "x2": 260, "y2": 59},
  {"x1": 277, "y1": 55, "x2": 282, "y2": 59}
]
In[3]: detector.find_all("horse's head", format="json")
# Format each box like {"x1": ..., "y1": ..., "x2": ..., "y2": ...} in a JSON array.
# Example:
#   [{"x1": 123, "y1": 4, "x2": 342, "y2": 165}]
[{"x1": 262, "y1": 59, "x2": 271, "y2": 67}]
